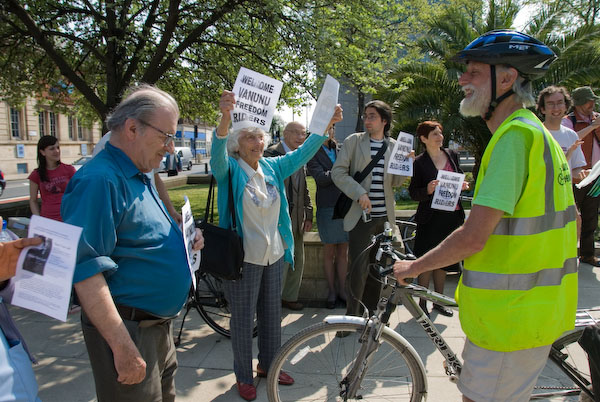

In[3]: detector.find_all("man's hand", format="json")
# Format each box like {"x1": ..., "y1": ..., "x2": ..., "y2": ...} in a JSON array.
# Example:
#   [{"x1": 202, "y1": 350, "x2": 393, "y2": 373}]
[
  {"x1": 303, "y1": 219, "x2": 312, "y2": 233},
  {"x1": 192, "y1": 228, "x2": 204, "y2": 251},
  {"x1": 358, "y1": 194, "x2": 371, "y2": 212},
  {"x1": 393, "y1": 260, "x2": 417, "y2": 286},
  {"x1": 0, "y1": 237, "x2": 43, "y2": 281},
  {"x1": 113, "y1": 343, "x2": 147, "y2": 384}
]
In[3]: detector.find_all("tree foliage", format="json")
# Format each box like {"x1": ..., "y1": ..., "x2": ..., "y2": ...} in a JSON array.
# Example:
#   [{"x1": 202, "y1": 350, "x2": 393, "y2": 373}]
[{"x1": 379, "y1": 0, "x2": 600, "y2": 160}]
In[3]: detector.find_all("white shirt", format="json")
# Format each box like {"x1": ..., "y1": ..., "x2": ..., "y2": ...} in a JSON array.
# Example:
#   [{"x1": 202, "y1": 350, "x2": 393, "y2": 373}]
[
  {"x1": 548, "y1": 125, "x2": 586, "y2": 172},
  {"x1": 238, "y1": 159, "x2": 284, "y2": 266}
]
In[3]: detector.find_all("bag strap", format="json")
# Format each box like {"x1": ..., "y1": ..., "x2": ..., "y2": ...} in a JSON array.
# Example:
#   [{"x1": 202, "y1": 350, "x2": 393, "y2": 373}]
[
  {"x1": 355, "y1": 139, "x2": 388, "y2": 182},
  {"x1": 204, "y1": 175, "x2": 216, "y2": 223},
  {"x1": 228, "y1": 167, "x2": 238, "y2": 231}
]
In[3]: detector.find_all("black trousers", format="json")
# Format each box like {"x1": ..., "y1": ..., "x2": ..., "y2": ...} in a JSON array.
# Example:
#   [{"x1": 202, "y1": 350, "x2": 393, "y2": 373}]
[
  {"x1": 574, "y1": 183, "x2": 600, "y2": 259},
  {"x1": 346, "y1": 217, "x2": 387, "y2": 317}
]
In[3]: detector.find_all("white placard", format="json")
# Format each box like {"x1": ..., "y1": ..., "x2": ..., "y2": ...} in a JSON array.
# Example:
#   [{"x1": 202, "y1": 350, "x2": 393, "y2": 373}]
[
  {"x1": 12, "y1": 215, "x2": 83, "y2": 322},
  {"x1": 308, "y1": 75, "x2": 339, "y2": 135},
  {"x1": 431, "y1": 170, "x2": 465, "y2": 211},
  {"x1": 231, "y1": 67, "x2": 283, "y2": 132},
  {"x1": 387, "y1": 132, "x2": 414, "y2": 176},
  {"x1": 182, "y1": 196, "x2": 200, "y2": 290}
]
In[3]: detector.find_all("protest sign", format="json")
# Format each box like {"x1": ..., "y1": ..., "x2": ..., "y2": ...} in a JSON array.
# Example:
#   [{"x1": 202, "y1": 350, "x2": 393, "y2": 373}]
[
  {"x1": 231, "y1": 67, "x2": 283, "y2": 132},
  {"x1": 182, "y1": 196, "x2": 200, "y2": 290},
  {"x1": 431, "y1": 170, "x2": 465, "y2": 211},
  {"x1": 308, "y1": 75, "x2": 339, "y2": 135},
  {"x1": 387, "y1": 132, "x2": 414, "y2": 176},
  {"x1": 12, "y1": 215, "x2": 82, "y2": 322}
]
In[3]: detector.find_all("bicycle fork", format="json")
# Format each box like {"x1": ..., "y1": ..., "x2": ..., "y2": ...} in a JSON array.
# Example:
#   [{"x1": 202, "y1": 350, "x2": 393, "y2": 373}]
[{"x1": 339, "y1": 299, "x2": 390, "y2": 400}]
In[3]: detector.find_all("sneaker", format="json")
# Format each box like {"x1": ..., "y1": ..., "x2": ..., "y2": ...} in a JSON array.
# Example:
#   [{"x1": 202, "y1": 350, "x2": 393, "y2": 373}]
[{"x1": 433, "y1": 304, "x2": 454, "y2": 317}]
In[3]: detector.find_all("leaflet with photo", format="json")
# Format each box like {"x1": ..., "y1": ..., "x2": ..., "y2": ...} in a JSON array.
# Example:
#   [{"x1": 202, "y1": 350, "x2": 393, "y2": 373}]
[
  {"x1": 387, "y1": 132, "x2": 414, "y2": 176},
  {"x1": 308, "y1": 75, "x2": 339, "y2": 136},
  {"x1": 182, "y1": 196, "x2": 200, "y2": 290},
  {"x1": 231, "y1": 67, "x2": 283, "y2": 133},
  {"x1": 12, "y1": 215, "x2": 82, "y2": 322},
  {"x1": 431, "y1": 170, "x2": 465, "y2": 211}
]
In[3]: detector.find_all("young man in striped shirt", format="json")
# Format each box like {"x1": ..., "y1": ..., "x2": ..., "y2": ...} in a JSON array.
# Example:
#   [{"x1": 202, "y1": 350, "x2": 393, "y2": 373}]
[{"x1": 332, "y1": 100, "x2": 410, "y2": 317}]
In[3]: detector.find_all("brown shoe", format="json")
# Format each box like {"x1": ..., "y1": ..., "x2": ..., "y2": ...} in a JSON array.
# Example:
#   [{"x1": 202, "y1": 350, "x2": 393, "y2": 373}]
[
  {"x1": 282, "y1": 300, "x2": 304, "y2": 310},
  {"x1": 236, "y1": 381, "x2": 257, "y2": 401},
  {"x1": 580, "y1": 256, "x2": 600, "y2": 267},
  {"x1": 256, "y1": 364, "x2": 294, "y2": 385}
]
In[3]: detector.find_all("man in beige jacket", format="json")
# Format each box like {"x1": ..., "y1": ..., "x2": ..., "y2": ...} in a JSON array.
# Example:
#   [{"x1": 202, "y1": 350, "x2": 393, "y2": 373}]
[{"x1": 332, "y1": 100, "x2": 408, "y2": 317}]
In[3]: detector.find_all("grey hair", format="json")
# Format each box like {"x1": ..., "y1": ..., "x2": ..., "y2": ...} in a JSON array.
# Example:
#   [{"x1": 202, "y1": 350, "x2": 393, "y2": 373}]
[
  {"x1": 227, "y1": 127, "x2": 271, "y2": 158},
  {"x1": 497, "y1": 65, "x2": 535, "y2": 108},
  {"x1": 106, "y1": 84, "x2": 180, "y2": 132}
]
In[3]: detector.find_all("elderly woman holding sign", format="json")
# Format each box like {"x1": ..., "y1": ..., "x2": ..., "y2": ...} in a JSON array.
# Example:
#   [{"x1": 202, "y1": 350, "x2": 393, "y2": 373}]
[
  {"x1": 409, "y1": 121, "x2": 468, "y2": 318},
  {"x1": 211, "y1": 90, "x2": 342, "y2": 401}
]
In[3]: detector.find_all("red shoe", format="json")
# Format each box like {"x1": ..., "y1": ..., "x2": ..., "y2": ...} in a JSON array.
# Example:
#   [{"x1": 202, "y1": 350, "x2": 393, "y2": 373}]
[
  {"x1": 236, "y1": 381, "x2": 256, "y2": 401},
  {"x1": 256, "y1": 364, "x2": 295, "y2": 385}
]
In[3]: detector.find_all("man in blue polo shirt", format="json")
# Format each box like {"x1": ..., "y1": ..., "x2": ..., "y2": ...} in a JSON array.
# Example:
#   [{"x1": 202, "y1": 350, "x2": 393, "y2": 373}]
[{"x1": 62, "y1": 85, "x2": 204, "y2": 401}]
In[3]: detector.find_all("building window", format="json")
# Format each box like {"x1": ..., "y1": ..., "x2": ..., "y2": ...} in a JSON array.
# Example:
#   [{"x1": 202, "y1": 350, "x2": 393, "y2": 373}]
[
  {"x1": 39, "y1": 111, "x2": 47, "y2": 136},
  {"x1": 68, "y1": 116, "x2": 75, "y2": 140},
  {"x1": 9, "y1": 107, "x2": 23, "y2": 138},
  {"x1": 78, "y1": 124, "x2": 83, "y2": 140},
  {"x1": 49, "y1": 112, "x2": 57, "y2": 137}
]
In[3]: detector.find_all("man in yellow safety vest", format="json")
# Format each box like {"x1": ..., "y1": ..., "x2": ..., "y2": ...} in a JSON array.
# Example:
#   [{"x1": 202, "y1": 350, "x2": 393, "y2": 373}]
[{"x1": 394, "y1": 30, "x2": 579, "y2": 402}]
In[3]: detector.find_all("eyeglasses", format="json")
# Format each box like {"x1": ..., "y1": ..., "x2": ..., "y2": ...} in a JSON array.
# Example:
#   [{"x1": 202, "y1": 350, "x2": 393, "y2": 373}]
[
  {"x1": 137, "y1": 119, "x2": 175, "y2": 147},
  {"x1": 362, "y1": 113, "x2": 381, "y2": 121},
  {"x1": 545, "y1": 100, "x2": 566, "y2": 109}
]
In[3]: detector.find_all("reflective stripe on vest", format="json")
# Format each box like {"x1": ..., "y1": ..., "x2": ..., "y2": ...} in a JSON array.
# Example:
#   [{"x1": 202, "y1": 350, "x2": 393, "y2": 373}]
[{"x1": 462, "y1": 257, "x2": 577, "y2": 290}]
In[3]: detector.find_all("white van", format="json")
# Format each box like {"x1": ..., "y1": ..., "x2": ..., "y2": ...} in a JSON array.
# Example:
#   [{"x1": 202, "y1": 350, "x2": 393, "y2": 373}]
[{"x1": 174, "y1": 147, "x2": 194, "y2": 170}]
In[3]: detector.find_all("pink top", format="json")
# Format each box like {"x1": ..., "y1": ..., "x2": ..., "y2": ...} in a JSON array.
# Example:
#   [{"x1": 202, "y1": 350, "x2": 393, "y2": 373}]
[{"x1": 28, "y1": 163, "x2": 76, "y2": 221}]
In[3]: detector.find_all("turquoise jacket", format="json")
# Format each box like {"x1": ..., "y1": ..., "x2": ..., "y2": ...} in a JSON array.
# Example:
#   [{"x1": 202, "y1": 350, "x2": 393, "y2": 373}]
[{"x1": 210, "y1": 131, "x2": 327, "y2": 266}]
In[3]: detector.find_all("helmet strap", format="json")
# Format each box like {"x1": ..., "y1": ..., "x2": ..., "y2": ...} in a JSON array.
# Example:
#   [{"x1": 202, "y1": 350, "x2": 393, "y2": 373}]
[{"x1": 484, "y1": 64, "x2": 515, "y2": 121}]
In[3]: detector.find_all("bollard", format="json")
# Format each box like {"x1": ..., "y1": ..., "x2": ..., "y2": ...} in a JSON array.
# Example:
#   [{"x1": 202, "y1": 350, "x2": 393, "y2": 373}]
[{"x1": 204, "y1": 162, "x2": 208, "y2": 174}]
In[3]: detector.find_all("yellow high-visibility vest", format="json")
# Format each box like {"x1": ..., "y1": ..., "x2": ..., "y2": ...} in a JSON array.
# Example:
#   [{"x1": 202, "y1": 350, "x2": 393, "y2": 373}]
[{"x1": 456, "y1": 109, "x2": 578, "y2": 352}]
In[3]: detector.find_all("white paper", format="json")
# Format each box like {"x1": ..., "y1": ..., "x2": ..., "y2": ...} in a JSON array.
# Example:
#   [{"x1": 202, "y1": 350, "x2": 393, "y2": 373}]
[
  {"x1": 12, "y1": 215, "x2": 83, "y2": 322},
  {"x1": 577, "y1": 159, "x2": 600, "y2": 189},
  {"x1": 182, "y1": 197, "x2": 200, "y2": 290},
  {"x1": 387, "y1": 132, "x2": 414, "y2": 176},
  {"x1": 431, "y1": 170, "x2": 465, "y2": 211},
  {"x1": 231, "y1": 67, "x2": 283, "y2": 132},
  {"x1": 308, "y1": 75, "x2": 339, "y2": 135}
]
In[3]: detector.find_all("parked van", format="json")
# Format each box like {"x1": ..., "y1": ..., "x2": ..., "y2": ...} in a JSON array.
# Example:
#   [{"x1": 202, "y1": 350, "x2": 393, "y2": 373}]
[{"x1": 175, "y1": 147, "x2": 194, "y2": 170}]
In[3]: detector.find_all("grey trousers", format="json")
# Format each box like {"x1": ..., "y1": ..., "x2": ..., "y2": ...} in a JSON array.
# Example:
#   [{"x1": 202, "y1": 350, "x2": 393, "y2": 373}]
[
  {"x1": 223, "y1": 258, "x2": 284, "y2": 384},
  {"x1": 346, "y1": 217, "x2": 386, "y2": 317},
  {"x1": 281, "y1": 231, "x2": 304, "y2": 302},
  {"x1": 81, "y1": 310, "x2": 177, "y2": 402}
]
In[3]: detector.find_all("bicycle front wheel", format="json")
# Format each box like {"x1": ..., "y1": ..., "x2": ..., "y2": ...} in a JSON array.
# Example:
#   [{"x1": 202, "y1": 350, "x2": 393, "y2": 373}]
[
  {"x1": 267, "y1": 321, "x2": 426, "y2": 401},
  {"x1": 531, "y1": 328, "x2": 592, "y2": 400}
]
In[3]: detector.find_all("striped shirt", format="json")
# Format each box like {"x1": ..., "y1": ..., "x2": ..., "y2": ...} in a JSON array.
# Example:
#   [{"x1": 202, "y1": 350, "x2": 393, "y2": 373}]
[{"x1": 368, "y1": 139, "x2": 387, "y2": 218}]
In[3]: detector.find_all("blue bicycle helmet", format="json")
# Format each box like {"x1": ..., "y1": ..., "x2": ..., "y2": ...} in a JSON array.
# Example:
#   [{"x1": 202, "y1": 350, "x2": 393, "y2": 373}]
[
  {"x1": 454, "y1": 30, "x2": 556, "y2": 79},
  {"x1": 454, "y1": 30, "x2": 556, "y2": 120}
]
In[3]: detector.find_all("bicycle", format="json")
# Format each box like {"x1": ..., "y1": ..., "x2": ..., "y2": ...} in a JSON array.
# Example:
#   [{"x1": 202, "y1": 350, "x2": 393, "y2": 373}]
[
  {"x1": 175, "y1": 269, "x2": 258, "y2": 345},
  {"x1": 266, "y1": 223, "x2": 597, "y2": 401}
]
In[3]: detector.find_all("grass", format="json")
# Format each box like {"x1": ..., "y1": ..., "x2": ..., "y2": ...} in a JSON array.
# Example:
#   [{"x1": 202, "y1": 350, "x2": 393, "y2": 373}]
[{"x1": 167, "y1": 176, "x2": 471, "y2": 229}]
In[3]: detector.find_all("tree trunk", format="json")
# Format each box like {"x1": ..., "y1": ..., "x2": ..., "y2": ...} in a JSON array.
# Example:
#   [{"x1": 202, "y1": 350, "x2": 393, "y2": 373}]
[{"x1": 355, "y1": 91, "x2": 365, "y2": 132}]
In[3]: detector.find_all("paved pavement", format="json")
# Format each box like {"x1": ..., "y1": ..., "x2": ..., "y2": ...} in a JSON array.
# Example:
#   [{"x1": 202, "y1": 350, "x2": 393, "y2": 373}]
[{"x1": 9, "y1": 262, "x2": 600, "y2": 402}]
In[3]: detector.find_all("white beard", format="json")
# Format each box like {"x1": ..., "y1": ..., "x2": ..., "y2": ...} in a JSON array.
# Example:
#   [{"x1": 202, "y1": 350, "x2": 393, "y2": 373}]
[{"x1": 459, "y1": 84, "x2": 491, "y2": 117}]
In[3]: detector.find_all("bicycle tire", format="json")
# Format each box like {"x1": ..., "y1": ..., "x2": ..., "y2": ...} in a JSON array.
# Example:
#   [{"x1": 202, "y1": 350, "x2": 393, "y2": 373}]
[
  {"x1": 266, "y1": 321, "x2": 427, "y2": 401},
  {"x1": 531, "y1": 328, "x2": 593, "y2": 400},
  {"x1": 194, "y1": 273, "x2": 258, "y2": 338},
  {"x1": 398, "y1": 214, "x2": 417, "y2": 256}
]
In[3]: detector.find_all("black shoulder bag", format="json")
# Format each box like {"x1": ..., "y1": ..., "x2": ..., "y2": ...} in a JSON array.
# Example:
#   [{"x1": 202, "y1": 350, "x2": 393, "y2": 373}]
[
  {"x1": 333, "y1": 140, "x2": 388, "y2": 219},
  {"x1": 198, "y1": 168, "x2": 244, "y2": 280}
]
